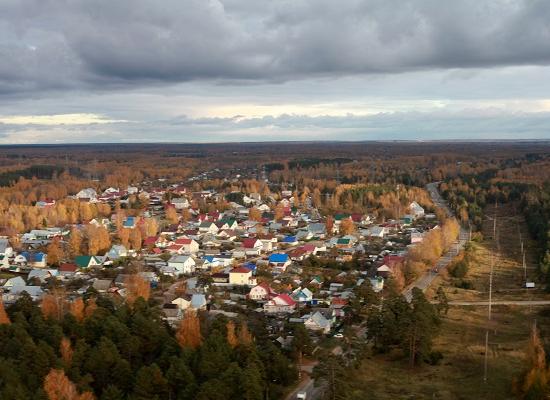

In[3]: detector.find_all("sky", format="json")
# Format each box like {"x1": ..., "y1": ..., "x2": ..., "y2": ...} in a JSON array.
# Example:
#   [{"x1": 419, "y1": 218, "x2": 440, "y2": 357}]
[{"x1": 1, "y1": 0, "x2": 550, "y2": 143}]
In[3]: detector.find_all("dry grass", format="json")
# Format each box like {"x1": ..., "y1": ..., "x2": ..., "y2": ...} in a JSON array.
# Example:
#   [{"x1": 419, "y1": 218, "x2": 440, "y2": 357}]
[
  {"x1": 353, "y1": 305, "x2": 546, "y2": 400},
  {"x1": 351, "y1": 203, "x2": 549, "y2": 399}
]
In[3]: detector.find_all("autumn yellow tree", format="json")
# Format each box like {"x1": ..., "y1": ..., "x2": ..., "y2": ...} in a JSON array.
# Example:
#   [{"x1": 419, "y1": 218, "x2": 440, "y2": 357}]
[
  {"x1": 41, "y1": 290, "x2": 66, "y2": 320},
  {"x1": 0, "y1": 301, "x2": 10, "y2": 324},
  {"x1": 129, "y1": 228, "x2": 142, "y2": 251},
  {"x1": 125, "y1": 274, "x2": 150, "y2": 305},
  {"x1": 226, "y1": 320, "x2": 238, "y2": 348},
  {"x1": 44, "y1": 369, "x2": 95, "y2": 400},
  {"x1": 84, "y1": 298, "x2": 97, "y2": 318},
  {"x1": 118, "y1": 228, "x2": 130, "y2": 248},
  {"x1": 166, "y1": 206, "x2": 179, "y2": 225},
  {"x1": 274, "y1": 204, "x2": 285, "y2": 220},
  {"x1": 144, "y1": 217, "x2": 159, "y2": 237},
  {"x1": 68, "y1": 228, "x2": 82, "y2": 257},
  {"x1": 339, "y1": 218, "x2": 356, "y2": 235},
  {"x1": 69, "y1": 298, "x2": 85, "y2": 322},
  {"x1": 47, "y1": 237, "x2": 64, "y2": 266},
  {"x1": 249, "y1": 207, "x2": 262, "y2": 221},
  {"x1": 60, "y1": 337, "x2": 73, "y2": 366},
  {"x1": 514, "y1": 325, "x2": 550, "y2": 398},
  {"x1": 238, "y1": 321, "x2": 253, "y2": 346},
  {"x1": 325, "y1": 216, "x2": 334, "y2": 236},
  {"x1": 176, "y1": 310, "x2": 202, "y2": 349}
]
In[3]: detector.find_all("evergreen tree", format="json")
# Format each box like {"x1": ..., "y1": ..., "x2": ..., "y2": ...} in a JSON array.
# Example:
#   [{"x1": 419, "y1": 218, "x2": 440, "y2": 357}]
[
  {"x1": 132, "y1": 364, "x2": 168, "y2": 400},
  {"x1": 406, "y1": 288, "x2": 441, "y2": 366}
]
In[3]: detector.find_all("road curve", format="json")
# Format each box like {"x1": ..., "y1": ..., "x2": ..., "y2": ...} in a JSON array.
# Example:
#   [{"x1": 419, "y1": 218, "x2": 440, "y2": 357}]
[{"x1": 403, "y1": 182, "x2": 469, "y2": 302}]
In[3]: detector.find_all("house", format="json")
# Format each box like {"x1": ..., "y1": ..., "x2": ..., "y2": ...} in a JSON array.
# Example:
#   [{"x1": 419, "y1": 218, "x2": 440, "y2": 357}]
[
  {"x1": 199, "y1": 221, "x2": 219, "y2": 234},
  {"x1": 58, "y1": 263, "x2": 78, "y2": 277},
  {"x1": 229, "y1": 266, "x2": 257, "y2": 286},
  {"x1": 3, "y1": 276, "x2": 26, "y2": 288},
  {"x1": 241, "y1": 238, "x2": 263, "y2": 256},
  {"x1": 167, "y1": 255, "x2": 196, "y2": 275},
  {"x1": 75, "y1": 255, "x2": 102, "y2": 269},
  {"x1": 364, "y1": 226, "x2": 387, "y2": 238},
  {"x1": 216, "y1": 218, "x2": 238, "y2": 230},
  {"x1": 92, "y1": 279, "x2": 113, "y2": 293},
  {"x1": 282, "y1": 235, "x2": 298, "y2": 245},
  {"x1": 171, "y1": 197, "x2": 190, "y2": 209},
  {"x1": 303, "y1": 311, "x2": 332, "y2": 334},
  {"x1": 268, "y1": 253, "x2": 291, "y2": 268},
  {"x1": 0, "y1": 238, "x2": 13, "y2": 258},
  {"x1": 76, "y1": 188, "x2": 97, "y2": 201},
  {"x1": 174, "y1": 237, "x2": 199, "y2": 254},
  {"x1": 0, "y1": 255, "x2": 10, "y2": 269},
  {"x1": 291, "y1": 287, "x2": 313, "y2": 303},
  {"x1": 306, "y1": 223, "x2": 327, "y2": 238},
  {"x1": 264, "y1": 294, "x2": 297, "y2": 314},
  {"x1": 3, "y1": 285, "x2": 44, "y2": 302},
  {"x1": 28, "y1": 269, "x2": 56, "y2": 284},
  {"x1": 211, "y1": 272, "x2": 229, "y2": 283},
  {"x1": 162, "y1": 304, "x2": 183, "y2": 325},
  {"x1": 248, "y1": 282, "x2": 278, "y2": 301},
  {"x1": 190, "y1": 293, "x2": 207, "y2": 310},
  {"x1": 123, "y1": 216, "x2": 137, "y2": 229},
  {"x1": 106, "y1": 245, "x2": 128, "y2": 260},
  {"x1": 171, "y1": 296, "x2": 192, "y2": 310},
  {"x1": 410, "y1": 231, "x2": 425, "y2": 244},
  {"x1": 242, "y1": 237, "x2": 263, "y2": 250},
  {"x1": 409, "y1": 201, "x2": 425, "y2": 218},
  {"x1": 19, "y1": 251, "x2": 47, "y2": 268},
  {"x1": 377, "y1": 264, "x2": 392, "y2": 276}
]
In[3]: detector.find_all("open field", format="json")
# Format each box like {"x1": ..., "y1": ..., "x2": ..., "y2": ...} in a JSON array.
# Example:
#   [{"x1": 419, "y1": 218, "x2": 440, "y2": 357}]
[
  {"x1": 350, "y1": 202, "x2": 548, "y2": 399},
  {"x1": 353, "y1": 304, "x2": 547, "y2": 400},
  {"x1": 426, "y1": 202, "x2": 547, "y2": 303}
]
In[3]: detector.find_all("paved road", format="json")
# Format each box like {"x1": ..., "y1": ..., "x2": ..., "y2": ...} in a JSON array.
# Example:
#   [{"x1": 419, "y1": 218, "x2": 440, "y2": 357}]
[
  {"x1": 403, "y1": 182, "x2": 469, "y2": 302},
  {"x1": 447, "y1": 300, "x2": 550, "y2": 306}
]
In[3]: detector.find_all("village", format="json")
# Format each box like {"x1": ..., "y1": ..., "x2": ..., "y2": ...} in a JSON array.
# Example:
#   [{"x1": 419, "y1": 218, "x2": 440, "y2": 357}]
[{"x1": 0, "y1": 173, "x2": 438, "y2": 348}]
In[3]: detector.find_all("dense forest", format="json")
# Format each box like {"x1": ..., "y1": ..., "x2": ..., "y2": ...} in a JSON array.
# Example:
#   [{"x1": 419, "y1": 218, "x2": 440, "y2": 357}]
[{"x1": 0, "y1": 294, "x2": 297, "y2": 400}]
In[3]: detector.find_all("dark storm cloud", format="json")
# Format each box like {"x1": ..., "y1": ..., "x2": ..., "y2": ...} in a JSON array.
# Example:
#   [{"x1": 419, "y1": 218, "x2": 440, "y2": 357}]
[{"x1": 2, "y1": 0, "x2": 550, "y2": 94}]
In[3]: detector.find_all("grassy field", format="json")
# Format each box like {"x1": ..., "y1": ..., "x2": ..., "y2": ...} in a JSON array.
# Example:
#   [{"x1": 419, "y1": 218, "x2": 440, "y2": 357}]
[{"x1": 349, "y1": 203, "x2": 548, "y2": 399}]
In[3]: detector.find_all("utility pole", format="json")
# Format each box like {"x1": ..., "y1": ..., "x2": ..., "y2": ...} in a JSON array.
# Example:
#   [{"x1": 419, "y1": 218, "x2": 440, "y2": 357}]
[
  {"x1": 523, "y1": 252, "x2": 527, "y2": 283},
  {"x1": 484, "y1": 200, "x2": 497, "y2": 383}
]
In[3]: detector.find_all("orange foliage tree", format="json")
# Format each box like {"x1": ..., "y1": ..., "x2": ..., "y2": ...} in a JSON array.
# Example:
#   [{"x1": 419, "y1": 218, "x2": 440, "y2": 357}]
[
  {"x1": 44, "y1": 369, "x2": 95, "y2": 400},
  {"x1": 226, "y1": 320, "x2": 238, "y2": 348},
  {"x1": 176, "y1": 310, "x2": 202, "y2": 349},
  {"x1": 60, "y1": 337, "x2": 73, "y2": 366},
  {"x1": 47, "y1": 237, "x2": 64, "y2": 266},
  {"x1": 69, "y1": 298, "x2": 85, "y2": 322},
  {"x1": 238, "y1": 322, "x2": 253, "y2": 346},
  {"x1": 125, "y1": 274, "x2": 150, "y2": 305},
  {"x1": 249, "y1": 207, "x2": 262, "y2": 221},
  {"x1": 68, "y1": 228, "x2": 82, "y2": 257},
  {"x1": 41, "y1": 290, "x2": 66, "y2": 320},
  {"x1": 339, "y1": 218, "x2": 356, "y2": 235},
  {"x1": 0, "y1": 301, "x2": 10, "y2": 324}
]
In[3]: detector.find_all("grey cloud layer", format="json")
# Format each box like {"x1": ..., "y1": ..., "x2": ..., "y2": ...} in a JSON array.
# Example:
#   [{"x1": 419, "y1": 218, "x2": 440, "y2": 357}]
[{"x1": 2, "y1": 0, "x2": 550, "y2": 93}]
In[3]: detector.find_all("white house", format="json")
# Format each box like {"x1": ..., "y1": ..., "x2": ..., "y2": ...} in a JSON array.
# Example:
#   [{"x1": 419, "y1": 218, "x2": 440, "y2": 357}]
[
  {"x1": 303, "y1": 311, "x2": 332, "y2": 334},
  {"x1": 76, "y1": 188, "x2": 98, "y2": 200},
  {"x1": 167, "y1": 255, "x2": 196, "y2": 275},
  {"x1": 0, "y1": 238, "x2": 13, "y2": 258},
  {"x1": 248, "y1": 283, "x2": 278, "y2": 301},
  {"x1": 264, "y1": 294, "x2": 296, "y2": 314},
  {"x1": 409, "y1": 201, "x2": 425, "y2": 218},
  {"x1": 106, "y1": 245, "x2": 129, "y2": 260},
  {"x1": 171, "y1": 197, "x2": 190, "y2": 209},
  {"x1": 171, "y1": 296, "x2": 192, "y2": 310},
  {"x1": 174, "y1": 237, "x2": 199, "y2": 254}
]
